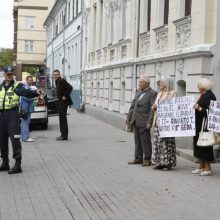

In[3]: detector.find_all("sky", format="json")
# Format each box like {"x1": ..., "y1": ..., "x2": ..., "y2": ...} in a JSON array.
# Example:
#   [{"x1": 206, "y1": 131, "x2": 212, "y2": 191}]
[{"x1": 0, "y1": 0, "x2": 13, "y2": 48}]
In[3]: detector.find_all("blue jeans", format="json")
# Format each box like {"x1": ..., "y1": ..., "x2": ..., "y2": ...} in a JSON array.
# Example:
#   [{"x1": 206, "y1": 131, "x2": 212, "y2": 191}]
[{"x1": 21, "y1": 112, "x2": 31, "y2": 141}]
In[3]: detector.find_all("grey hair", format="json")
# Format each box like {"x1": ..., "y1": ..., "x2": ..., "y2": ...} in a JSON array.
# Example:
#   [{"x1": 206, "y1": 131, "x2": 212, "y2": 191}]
[
  {"x1": 157, "y1": 75, "x2": 174, "y2": 91},
  {"x1": 198, "y1": 78, "x2": 213, "y2": 91},
  {"x1": 139, "y1": 75, "x2": 150, "y2": 84}
]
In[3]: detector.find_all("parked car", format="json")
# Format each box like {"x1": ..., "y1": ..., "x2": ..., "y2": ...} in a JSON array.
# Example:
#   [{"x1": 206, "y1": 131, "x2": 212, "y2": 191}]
[{"x1": 30, "y1": 88, "x2": 59, "y2": 129}]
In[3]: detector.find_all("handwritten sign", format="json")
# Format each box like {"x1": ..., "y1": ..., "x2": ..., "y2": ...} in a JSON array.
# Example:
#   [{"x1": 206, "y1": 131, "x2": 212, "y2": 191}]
[
  {"x1": 208, "y1": 101, "x2": 220, "y2": 133},
  {"x1": 157, "y1": 96, "x2": 195, "y2": 138}
]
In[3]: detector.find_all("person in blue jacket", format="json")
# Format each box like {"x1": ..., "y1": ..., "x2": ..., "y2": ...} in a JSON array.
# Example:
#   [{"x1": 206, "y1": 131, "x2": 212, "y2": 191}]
[{"x1": 20, "y1": 75, "x2": 37, "y2": 142}]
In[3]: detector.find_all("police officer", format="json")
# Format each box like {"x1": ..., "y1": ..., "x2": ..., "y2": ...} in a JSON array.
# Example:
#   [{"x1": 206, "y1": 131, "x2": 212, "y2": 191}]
[{"x1": 0, "y1": 65, "x2": 40, "y2": 174}]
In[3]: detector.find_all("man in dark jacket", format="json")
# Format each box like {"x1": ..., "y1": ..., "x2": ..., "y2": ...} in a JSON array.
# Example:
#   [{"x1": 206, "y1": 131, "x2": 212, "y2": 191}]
[
  {"x1": 53, "y1": 70, "x2": 73, "y2": 141},
  {"x1": 126, "y1": 76, "x2": 157, "y2": 166}
]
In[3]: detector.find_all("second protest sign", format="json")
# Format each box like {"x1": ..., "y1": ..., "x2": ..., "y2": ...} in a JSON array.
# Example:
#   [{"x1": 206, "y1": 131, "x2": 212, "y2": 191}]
[{"x1": 157, "y1": 96, "x2": 195, "y2": 138}]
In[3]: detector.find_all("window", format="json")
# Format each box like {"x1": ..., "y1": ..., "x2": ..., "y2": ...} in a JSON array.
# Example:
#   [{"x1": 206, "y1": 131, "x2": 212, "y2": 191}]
[
  {"x1": 75, "y1": 43, "x2": 78, "y2": 74},
  {"x1": 63, "y1": 13, "x2": 66, "y2": 27},
  {"x1": 64, "y1": 7, "x2": 67, "y2": 26},
  {"x1": 110, "y1": 12, "x2": 114, "y2": 42},
  {"x1": 164, "y1": 0, "x2": 169, "y2": 25},
  {"x1": 158, "y1": 0, "x2": 169, "y2": 26},
  {"x1": 179, "y1": 0, "x2": 192, "y2": 18},
  {"x1": 110, "y1": 82, "x2": 113, "y2": 103},
  {"x1": 93, "y1": 4, "x2": 97, "y2": 50},
  {"x1": 147, "y1": 0, "x2": 151, "y2": 31},
  {"x1": 60, "y1": 14, "x2": 62, "y2": 31},
  {"x1": 72, "y1": 0, "x2": 75, "y2": 18},
  {"x1": 122, "y1": 0, "x2": 127, "y2": 39},
  {"x1": 68, "y1": 2, "x2": 71, "y2": 23},
  {"x1": 185, "y1": 0, "x2": 192, "y2": 16},
  {"x1": 76, "y1": 0, "x2": 78, "y2": 15},
  {"x1": 121, "y1": 82, "x2": 125, "y2": 106},
  {"x1": 25, "y1": 40, "x2": 34, "y2": 52},
  {"x1": 99, "y1": 0, "x2": 103, "y2": 48},
  {"x1": 25, "y1": 16, "x2": 34, "y2": 29},
  {"x1": 97, "y1": 82, "x2": 100, "y2": 100}
]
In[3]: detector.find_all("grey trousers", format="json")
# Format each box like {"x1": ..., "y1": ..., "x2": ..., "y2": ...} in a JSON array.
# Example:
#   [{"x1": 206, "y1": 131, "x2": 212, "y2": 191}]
[{"x1": 134, "y1": 125, "x2": 152, "y2": 161}]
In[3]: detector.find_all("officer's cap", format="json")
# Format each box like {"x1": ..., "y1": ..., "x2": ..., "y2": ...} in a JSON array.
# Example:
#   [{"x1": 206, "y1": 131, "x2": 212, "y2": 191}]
[{"x1": 3, "y1": 65, "x2": 15, "y2": 74}]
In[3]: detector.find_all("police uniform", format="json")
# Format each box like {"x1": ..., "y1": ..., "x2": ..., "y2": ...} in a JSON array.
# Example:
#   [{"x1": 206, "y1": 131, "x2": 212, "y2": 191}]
[{"x1": 0, "y1": 65, "x2": 39, "y2": 174}]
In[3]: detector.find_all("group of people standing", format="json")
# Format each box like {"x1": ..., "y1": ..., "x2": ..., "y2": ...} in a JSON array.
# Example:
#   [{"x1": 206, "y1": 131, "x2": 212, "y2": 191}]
[
  {"x1": 0, "y1": 65, "x2": 72, "y2": 174},
  {"x1": 126, "y1": 75, "x2": 216, "y2": 176}
]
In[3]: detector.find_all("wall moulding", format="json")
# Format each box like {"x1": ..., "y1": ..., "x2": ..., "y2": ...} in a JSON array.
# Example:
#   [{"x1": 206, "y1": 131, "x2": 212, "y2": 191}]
[
  {"x1": 153, "y1": 25, "x2": 168, "y2": 53},
  {"x1": 173, "y1": 16, "x2": 192, "y2": 50},
  {"x1": 139, "y1": 32, "x2": 150, "y2": 57}
]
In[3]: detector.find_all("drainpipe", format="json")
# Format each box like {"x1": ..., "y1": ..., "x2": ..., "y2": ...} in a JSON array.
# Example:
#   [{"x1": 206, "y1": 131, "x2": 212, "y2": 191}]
[
  {"x1": 80, "y1": 0, "x2": 85, "y2": 104},
  {"x1": 63, "y1": 0, "x2": 67, "y2": 78},
  {"x1": 132, "y1": 0, "x2": 140, "y2": 97}
]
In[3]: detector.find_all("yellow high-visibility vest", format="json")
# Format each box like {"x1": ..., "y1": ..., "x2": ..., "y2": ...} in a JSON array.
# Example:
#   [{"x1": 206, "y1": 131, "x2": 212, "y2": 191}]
[{"x1": 0, "y1": 82, "x2": 20, "y2": 110}]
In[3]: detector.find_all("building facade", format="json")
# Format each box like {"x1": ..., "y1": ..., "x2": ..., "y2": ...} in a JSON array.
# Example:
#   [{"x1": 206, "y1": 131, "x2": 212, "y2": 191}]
[
  {"x1": 13, "y1": 0, "x2": 55, "y2": 80},
  {"x1": 44, "y1": 0, "x2": 82, "y2": 108},
  {"x1": 82, "y1": 0, "x2": 220, "y2": 117}
]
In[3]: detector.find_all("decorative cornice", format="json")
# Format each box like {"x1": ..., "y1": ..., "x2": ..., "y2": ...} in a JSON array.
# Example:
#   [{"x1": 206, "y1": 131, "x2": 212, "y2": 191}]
[{"x1": 104, "y1": 0, "x2": 122, "y2": 16}]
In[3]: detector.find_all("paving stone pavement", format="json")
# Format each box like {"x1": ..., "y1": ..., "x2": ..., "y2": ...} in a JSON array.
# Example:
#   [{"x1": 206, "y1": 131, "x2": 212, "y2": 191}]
[{"x1": 1, "y1": 109, "x2": 220, "y2": 220}]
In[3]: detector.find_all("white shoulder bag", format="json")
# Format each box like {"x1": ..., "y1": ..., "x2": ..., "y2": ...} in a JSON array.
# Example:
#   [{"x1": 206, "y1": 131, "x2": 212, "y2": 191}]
[{"x1": 197, "y1": 111, "x2": 215, "y2": 147}]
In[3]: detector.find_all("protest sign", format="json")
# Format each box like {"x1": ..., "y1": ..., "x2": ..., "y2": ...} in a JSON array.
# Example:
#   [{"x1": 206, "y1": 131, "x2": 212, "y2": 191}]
[
  {"x1": 157, "y1": 96, "x2": 195, "y2": 138},
  {"x1": 208, "y1": 100, "x2": 220, "y2": 133}
]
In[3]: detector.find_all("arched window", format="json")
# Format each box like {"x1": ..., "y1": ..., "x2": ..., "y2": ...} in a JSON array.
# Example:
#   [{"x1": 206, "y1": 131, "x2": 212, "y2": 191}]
[
  {"x1": 97, "y1": 82, "x2": 100, "y2": 100},
  {"x1": 91, "y1": 82, "x2": 93, "y2": 100},
  {"x1": 110, "y1": 82, "x2": 113, "y2": 103},
  {"x1": 177, "y1": 80, "x2": 186, "y2": 96},
  {"x1": 121, "y1": 81, "x2": 125, "y2": 106}
]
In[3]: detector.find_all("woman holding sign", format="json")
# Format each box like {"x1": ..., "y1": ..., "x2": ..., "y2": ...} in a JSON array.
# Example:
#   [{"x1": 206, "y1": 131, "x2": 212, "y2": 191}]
[
  {"x1": 151, "y1": 76, "x2": 176, "y2": 171},
  {"x1": 192, "y1": 78, "x2": 216, "y2": 176}
]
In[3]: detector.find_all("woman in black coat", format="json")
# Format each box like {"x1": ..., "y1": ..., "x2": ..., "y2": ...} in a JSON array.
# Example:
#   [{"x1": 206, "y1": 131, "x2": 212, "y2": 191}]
[{"x1": 192, "y1": 78, "x2": 216, "y2": 176}]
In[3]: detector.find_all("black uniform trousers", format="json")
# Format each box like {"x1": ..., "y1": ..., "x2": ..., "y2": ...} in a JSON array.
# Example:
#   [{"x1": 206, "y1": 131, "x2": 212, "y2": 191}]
[
  {"x1": 58, "y1": 101, "x2": 68, "y2": 139},
  {"x1": 0, "y1": 109, "x2": 22, "y2": 160}
]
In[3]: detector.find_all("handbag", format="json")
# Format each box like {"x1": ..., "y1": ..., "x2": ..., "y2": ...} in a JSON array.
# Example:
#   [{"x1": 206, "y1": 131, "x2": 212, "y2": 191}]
[{"x1": 197, "y1": 114, "x2": 215, "y2": 147}]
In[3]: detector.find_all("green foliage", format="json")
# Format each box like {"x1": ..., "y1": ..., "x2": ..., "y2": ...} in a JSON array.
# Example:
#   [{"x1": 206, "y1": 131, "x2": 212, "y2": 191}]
[
  {"x1": 23, "y1": 67, "x2": 38, "y2": 75},
  {"x1": 0, "y1": 48, "x2": 13, "y2": 70}
]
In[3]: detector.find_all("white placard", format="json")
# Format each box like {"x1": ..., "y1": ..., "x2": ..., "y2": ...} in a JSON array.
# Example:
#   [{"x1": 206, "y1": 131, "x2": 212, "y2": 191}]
[
  {"x1": 208, "y1": 100, "x2": 220, "y2": 133},
  {"x1": 157, "y1": 96, "x2": 195, "y2": 138}
]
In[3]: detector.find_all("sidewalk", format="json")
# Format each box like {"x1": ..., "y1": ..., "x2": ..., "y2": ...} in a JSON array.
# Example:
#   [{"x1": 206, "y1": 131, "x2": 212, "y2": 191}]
[{"x1": 1, "y1": 109, "x2": 220, "y2": 220}]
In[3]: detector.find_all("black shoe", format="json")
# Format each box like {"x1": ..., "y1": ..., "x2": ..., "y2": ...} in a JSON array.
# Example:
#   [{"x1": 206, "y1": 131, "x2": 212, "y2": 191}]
[
  {"x1": 56, "y1": 136, "x2": 68, "y2": 141},
  {"x1": 8, "y1": 160, "x2": 22, "y2": 174},
  {"x1": 153, "y1": 164, "x2": 164, "y2": 170},
  {"x1": 0, "y1": 159, "x2": 10, "y2": 171}
]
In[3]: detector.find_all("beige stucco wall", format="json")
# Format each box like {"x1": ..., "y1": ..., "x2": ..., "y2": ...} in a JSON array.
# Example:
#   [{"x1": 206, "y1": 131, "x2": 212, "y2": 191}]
[
  {"x1": 82, "y1": 0, "x2": 219, "y2": 116},
  {"x1": 14, "y1": 0, "x2": 55, "y2": 66}
]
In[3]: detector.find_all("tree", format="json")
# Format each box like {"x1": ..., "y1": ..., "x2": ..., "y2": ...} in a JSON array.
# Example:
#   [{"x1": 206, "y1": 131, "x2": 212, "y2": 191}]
[
  {"x1": 23, "y1": 66, "x2": 38, "y2": 75},
  {"x1": 0, "y1": 48, "x2": 13, "y2": 70}
]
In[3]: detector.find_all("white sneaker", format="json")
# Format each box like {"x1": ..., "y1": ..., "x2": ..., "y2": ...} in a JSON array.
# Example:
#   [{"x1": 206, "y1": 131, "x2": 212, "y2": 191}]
[
  {"x1": 200, "y1": 170, "x2": 213, "y2": 176},
  {"x1": 192, "y1": 169, "x2": 204, "y2": 174},
  {"x1": 23, "y1": 138, "x2": 35, "y2": 142}
]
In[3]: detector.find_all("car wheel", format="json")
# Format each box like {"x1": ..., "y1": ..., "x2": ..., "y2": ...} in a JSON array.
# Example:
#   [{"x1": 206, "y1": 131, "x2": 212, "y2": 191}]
[{"x1": 41, "y1": 123, "x2": 48, "y2": 130}]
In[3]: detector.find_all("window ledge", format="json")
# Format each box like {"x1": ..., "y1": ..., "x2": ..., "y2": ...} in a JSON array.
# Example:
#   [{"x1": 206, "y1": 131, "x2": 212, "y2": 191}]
[
  {"x1": 173, "y1": 16, "x2": 192, "y2": 26},
  {"x1": 139, "y1": 31, "x2": 150, "y2": 37},
  {"x1": 153, "y1": 25, "x2": 168, "y2": 34},
  {"x1": 108, "y1": 38, "x2": 132, "y2": 49}
]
